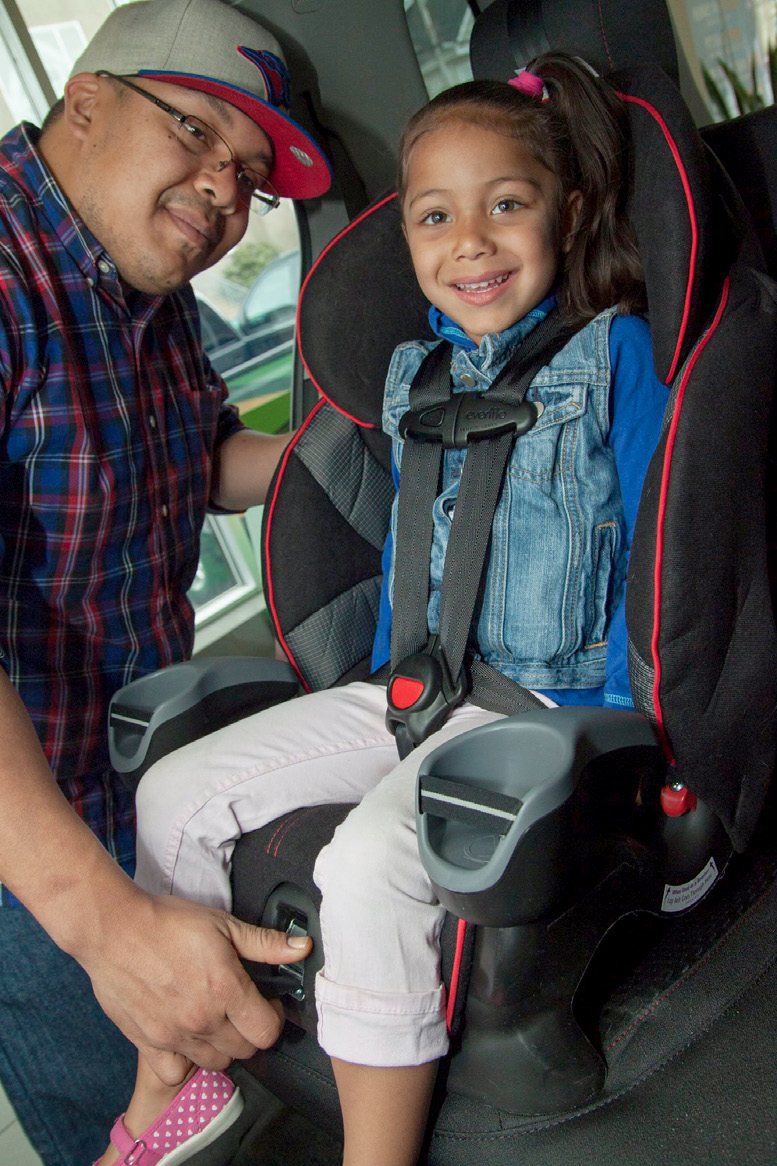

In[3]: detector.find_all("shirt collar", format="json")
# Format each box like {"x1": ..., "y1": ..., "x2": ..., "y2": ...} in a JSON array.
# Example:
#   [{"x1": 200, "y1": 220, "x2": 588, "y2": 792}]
[{"x1": 428, "y1": 294, "x2": 557, "y2": 367}]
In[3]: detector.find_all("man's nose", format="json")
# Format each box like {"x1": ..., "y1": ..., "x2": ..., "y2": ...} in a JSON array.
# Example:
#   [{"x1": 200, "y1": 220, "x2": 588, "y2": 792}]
[{"x1": 194, "y1": 160, "x2": 242, "y2": 214}]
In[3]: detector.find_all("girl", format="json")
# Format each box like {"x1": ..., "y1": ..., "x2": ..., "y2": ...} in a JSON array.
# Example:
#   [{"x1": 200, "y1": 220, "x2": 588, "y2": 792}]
[{"x1": 97, "y1": 53, "x2": 669, "y2": 1166}]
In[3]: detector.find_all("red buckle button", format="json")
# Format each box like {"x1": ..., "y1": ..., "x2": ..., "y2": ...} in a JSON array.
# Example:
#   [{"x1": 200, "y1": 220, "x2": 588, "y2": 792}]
[
  {"x1": 661, "y1": 784, "x2": 698, "y2": 816},
  {"x1": 390, "y1": 676, "x2": 425, "y2": 710}
]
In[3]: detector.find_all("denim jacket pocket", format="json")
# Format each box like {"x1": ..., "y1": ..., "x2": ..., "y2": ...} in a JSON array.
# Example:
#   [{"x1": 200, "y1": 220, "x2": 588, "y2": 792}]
[
  {"x1": 508, "y1": 379, "x2": 587, "y2": 485},
  {"x1": 586, "y1": 520, "x2": 619, "y2": 648}
]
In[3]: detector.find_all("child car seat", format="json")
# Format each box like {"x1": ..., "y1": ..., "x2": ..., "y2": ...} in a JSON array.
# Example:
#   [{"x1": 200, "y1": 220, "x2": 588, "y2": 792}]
[{"x1": 108, "y1": 1, "x2": 777, "y2": 1160}]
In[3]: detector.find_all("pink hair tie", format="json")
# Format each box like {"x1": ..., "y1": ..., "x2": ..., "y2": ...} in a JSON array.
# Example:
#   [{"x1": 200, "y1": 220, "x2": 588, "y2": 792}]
[{"x1": 508, "y1": 70, "x2": 548, "y2": 100}]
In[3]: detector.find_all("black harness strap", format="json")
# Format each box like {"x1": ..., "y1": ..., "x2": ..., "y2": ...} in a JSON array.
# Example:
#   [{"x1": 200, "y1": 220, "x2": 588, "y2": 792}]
[
  {"x1": 387, "y1": 311, "x2": 582, "y2": 754},
  {"x1": 389, "y1": 342, "x2": 450, "y2": 666}
]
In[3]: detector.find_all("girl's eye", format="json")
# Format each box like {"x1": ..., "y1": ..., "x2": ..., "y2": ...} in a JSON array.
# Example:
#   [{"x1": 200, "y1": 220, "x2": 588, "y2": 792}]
[
  {"x1": 420, "y1": 210, "x2": 450, "y2": 226},
  {"x1": 492, "y1": 198, "x2": 522, "y2": 215}
]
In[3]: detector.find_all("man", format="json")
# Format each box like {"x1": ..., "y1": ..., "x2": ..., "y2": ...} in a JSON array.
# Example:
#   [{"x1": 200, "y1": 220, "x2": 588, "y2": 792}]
[{"x1": 0, "y1": 1, "x2": 331, "y2": 1162}]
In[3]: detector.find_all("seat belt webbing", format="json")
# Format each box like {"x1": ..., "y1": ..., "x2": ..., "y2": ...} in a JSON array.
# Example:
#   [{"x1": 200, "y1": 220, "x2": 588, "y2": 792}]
[{"x1": 389, "y1": 312, "x2": 582, "y2": 742}]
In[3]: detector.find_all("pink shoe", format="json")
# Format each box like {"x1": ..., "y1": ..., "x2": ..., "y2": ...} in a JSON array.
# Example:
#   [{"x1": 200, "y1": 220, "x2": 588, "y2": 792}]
[{"x1": 98, "y1": 1068, "x2": 243, "y2": 1165}]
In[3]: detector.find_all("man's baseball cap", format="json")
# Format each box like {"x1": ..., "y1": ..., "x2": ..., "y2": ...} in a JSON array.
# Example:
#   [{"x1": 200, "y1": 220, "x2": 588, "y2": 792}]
[{"x1": 71, "y1": 0, "x2": 331, "y2": 200}]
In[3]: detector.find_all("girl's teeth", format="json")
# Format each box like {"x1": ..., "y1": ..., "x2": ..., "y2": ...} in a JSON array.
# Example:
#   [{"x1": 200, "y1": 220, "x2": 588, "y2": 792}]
[{"x1": 457, "y1": 274, "x2": 509, "y2": 291}]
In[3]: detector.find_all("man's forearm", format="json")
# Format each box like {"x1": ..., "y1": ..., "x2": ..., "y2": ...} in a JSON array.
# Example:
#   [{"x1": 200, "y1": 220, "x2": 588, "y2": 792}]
[{"x1": 210, "y1": 428, "x2": 295, "y2": 512}]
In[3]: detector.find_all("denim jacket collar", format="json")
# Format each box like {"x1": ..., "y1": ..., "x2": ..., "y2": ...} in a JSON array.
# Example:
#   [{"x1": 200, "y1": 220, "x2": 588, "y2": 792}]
[{"x1": 428, "y1": 294, "x2": 557, "y2": 374}]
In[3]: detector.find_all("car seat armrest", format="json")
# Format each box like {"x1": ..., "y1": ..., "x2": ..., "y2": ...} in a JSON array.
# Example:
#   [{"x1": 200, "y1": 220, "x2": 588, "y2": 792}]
[
  {"x1": 417, "y1": 706, "x2": 664, "y2": 926},
  {"x1": 108, "y1": 657, "x2": 299, "y2": 792}
]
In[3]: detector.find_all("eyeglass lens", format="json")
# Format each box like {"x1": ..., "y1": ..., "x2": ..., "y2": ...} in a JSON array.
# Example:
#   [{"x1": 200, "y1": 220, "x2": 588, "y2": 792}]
[{"x1": 174, "y1": 118, "x2": 279, "y2": 214}]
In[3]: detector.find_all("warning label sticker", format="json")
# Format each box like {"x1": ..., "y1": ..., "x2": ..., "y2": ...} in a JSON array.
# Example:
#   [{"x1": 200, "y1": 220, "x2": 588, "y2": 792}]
[{"x1": 661, "y1": 857, "x2": 719, "y2": 914}]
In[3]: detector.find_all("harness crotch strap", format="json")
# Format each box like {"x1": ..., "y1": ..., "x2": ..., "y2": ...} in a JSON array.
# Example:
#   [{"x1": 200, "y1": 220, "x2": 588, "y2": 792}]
[{"x1": 386, "y1": 311, "x2": 582, "y2": 758}]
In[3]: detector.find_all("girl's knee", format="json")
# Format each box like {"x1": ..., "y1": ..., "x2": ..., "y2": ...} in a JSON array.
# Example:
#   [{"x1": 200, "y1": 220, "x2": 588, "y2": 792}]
[
  {"x1": 314, "y1": 791, "x2": 423, "y2": 919},
  {"x1": 134, "y1": 748, "x2": 192, "y2": 835},
  {"x1": 315, "y1": 807, "x2": 396, "y2": 908}
]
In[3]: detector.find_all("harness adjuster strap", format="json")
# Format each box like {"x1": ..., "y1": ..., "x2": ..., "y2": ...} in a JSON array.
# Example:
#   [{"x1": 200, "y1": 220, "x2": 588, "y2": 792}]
[
  {"x1": 386, "y1": 636, "x2": 469, "y2": 759},
  {"x1": 399, "y1": 392, "x2": 543, "y2": 449}
]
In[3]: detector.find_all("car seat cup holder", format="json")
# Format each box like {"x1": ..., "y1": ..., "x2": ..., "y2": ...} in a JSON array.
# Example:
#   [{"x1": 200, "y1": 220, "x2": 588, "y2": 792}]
[
  {"x1": 417, "y1": 706, "x2": 667, "y2": 927},
  {"x1": 415, "y1": 706, "x2": 732, "y2": 1114},
  {"x1": 108, "y1": 657, "x2": 299, "y2": 790}
]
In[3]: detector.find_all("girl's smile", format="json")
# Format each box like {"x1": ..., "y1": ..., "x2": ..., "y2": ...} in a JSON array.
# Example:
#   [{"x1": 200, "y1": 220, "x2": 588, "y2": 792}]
[
  {"x1": 449, "y1": 267, "x2": 518, "y2": 306},
  {"x1": 402, "y1": 120, "x2": 580, "y2": 345}
]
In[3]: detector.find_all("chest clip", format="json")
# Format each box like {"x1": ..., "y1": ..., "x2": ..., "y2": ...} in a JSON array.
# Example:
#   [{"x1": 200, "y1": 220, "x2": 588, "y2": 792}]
[{"x1": 399, "y1": 392, "x2": 542, "y2": 449}]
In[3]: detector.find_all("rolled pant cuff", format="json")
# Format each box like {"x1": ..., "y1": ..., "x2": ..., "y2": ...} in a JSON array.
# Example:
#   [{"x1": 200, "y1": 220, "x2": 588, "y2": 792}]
[{"x1": 314, "y1": 971, "x2": 449, "y2": 1066}]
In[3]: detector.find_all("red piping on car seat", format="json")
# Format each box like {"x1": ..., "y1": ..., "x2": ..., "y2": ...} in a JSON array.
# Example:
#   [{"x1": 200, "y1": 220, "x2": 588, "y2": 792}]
[
  {"x1": 446, "y1": 918, "x2": 469, "y2": 1032},
  {"x1": 618, "y1": 93, "x2": 698, "y2": 385},
  {"x1": 265, "y1": 809, "x2": 310, "y2": 857},
  {"x1": 296, "y1": 193, "x2": 400, "y2": 429},
  {"x1": 596, "y1": 0, "x2": 615, "y2": 70},
  {"x1": 650, "y1": 277, "x2": 730, "y2": 760},
  {"x1": 263, "y1": 402, "x2": 328, "y2": 692}
]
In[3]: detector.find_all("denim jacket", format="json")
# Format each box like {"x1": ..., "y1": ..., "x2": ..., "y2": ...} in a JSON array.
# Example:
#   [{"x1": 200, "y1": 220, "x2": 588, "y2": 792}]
[{"x1": 382, "y1": 306, "x2": 626, "y2": 691}]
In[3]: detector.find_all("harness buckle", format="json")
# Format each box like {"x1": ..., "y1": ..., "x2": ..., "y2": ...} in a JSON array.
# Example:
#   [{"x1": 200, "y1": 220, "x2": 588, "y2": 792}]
[
  {"x1": 386, "y1": 636, "x2": 469, "y2": 757},
  {"x1": 399, "y1": 392, "x2": 542, "y2": 449}
]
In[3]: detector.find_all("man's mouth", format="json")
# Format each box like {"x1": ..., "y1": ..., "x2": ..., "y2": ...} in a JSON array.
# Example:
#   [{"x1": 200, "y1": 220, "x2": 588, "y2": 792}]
[{"x1": 166, "y1": 208, "x2": 220, "y2": 250}]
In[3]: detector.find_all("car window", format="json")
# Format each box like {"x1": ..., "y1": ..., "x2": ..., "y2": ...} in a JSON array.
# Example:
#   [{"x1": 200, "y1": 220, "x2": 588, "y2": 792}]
[
  {"x1": 404, "y1": 0, "x2": 475, "y2": 96},
  {"x1": 188, "y1": 211, "x2": 301, "y2": 635},
  {"x1": 191, "y1": 203, "x2": 301, "y2": 440},
  {"x1": 197, "y1": 298, "x2": 239, "y2": 351},
  {"x1": 241, "y1": 251, "x2": 301, "y2": 331}
]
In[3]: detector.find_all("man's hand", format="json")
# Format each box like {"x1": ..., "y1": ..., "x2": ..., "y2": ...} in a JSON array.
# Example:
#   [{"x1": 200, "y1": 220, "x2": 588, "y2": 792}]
[
  {"x1": 0, "y1": 671, "x2": 306, "y2": 1084},
  {"x1": 81, "y1": 887, "x2": 311, "y2": 1086}
]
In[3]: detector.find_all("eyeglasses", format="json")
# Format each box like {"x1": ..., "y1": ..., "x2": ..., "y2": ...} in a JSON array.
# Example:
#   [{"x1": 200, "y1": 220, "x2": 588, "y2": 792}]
[{"x1": 97, "y1": 71, "x2": 280, "y2": 215}]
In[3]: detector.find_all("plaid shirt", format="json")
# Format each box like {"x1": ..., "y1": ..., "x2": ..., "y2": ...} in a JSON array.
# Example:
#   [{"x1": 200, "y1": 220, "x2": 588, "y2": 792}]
[{"x1": 0, "y1": 124, "x2": 243, "y2": 894}]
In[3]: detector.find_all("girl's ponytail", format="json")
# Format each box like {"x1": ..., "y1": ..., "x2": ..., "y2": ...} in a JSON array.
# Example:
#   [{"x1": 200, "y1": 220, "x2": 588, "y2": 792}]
[{"x1": 527, "y1": 52, "x2": 645, "y2": 319}]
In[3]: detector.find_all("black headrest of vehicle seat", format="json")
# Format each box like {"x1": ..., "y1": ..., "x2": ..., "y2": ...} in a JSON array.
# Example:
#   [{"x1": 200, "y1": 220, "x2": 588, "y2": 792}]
[{"x1": 470, "y1": 0, "x2": 679, "y2": 87}]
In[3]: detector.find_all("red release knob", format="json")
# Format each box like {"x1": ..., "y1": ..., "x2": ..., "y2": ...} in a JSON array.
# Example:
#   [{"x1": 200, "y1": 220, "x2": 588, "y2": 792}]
[
  {"x1": 661, "y1": 784, "x2": 698, "y2": 816},
  {"x1": 390, "y1": 676, "x2": 425, "y2": 710}
]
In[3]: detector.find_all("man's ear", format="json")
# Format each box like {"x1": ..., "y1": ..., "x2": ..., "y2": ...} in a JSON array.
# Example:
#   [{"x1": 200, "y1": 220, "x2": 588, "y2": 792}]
[
  {"x1": 562, "y1": 190, "x2": 583, "y2": 254},
  {"x1": 61, "y1": 73, "x2": 103, "y2": 141}
]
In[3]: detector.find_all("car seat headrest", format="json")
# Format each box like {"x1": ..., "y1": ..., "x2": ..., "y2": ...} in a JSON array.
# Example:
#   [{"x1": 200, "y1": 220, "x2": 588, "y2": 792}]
[
  {"x1": 470, "y1": 0, "x2": 678, "y2": 87},
  {"x1": 297, "y1": 194, "x2": 433, "y2": 428},
  {"x1": 298, "y1": 64, "x2": 734, "y2": 418},
  {"x1": 613, "y1": 64, "x2": 732, "y2": 383}
]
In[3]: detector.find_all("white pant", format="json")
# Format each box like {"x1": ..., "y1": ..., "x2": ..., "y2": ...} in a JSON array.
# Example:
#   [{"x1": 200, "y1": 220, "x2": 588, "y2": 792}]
[{"x1": 134, "y1": 681, "x2": 508, "y2": 1066}]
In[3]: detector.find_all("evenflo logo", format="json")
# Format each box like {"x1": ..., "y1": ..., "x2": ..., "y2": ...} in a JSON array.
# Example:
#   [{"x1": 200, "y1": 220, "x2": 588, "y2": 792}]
[{"x1": 465, "y1": 406, "x2": 506, "y2": 421}]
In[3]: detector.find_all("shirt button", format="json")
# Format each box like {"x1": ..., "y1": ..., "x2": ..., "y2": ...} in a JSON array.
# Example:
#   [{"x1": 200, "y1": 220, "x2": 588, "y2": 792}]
[
  {"x1": 161, "y1": 504, "x2": 169, "y2": 518},
  {"x1": 459, "y1": 373, "x2": 477, "y2": 388},
  {"x1": 149, "y1": 415, "x2": 157, "y2": 429},
  {"x1": 97, "y1": 258, "x2": 112, "y2": 274}
]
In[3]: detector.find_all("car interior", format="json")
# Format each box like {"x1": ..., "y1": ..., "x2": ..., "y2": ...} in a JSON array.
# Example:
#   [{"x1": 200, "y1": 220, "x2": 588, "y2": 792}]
[{"x1": 103, "y1": 0, "x2": 777, "y2": 1163}]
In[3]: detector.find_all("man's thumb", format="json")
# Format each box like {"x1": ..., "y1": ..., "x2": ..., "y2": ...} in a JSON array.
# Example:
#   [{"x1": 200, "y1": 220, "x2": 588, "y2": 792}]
[{"x1": 226, "y1": 917, "x2": 312, "y2": 966}]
